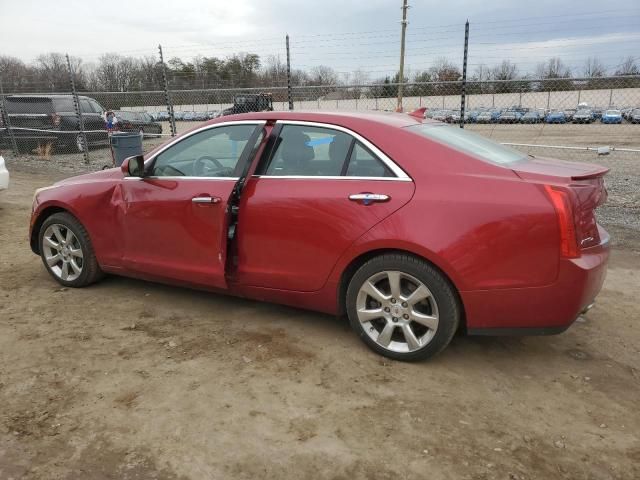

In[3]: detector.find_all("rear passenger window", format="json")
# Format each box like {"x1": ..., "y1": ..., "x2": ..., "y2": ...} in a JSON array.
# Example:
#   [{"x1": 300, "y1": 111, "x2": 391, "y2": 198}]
[
  {"x1": 346, "y1": 142, "x2": 394, "y2": 177},
  {"x1": 80, "y1": 99, "x2": 94, "y2": 114},
  {"x1": 264, "y1": 125, "x2": 353, "y2": 176}
]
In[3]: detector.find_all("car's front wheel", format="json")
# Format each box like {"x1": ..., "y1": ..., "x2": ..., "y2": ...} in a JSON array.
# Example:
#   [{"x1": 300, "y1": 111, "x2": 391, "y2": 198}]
[
  {"x1": 346, "y1": 254, "x2": 460, "y2": 362},
  {"x1": 39, "y1": 212, "x2": 103, "y2": 287}
]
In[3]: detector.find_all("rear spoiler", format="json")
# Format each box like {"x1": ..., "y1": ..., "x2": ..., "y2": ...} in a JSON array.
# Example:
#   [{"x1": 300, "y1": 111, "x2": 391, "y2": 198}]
[{"x1": 571, "y1": 166, "x2": 609, "y2": 181}]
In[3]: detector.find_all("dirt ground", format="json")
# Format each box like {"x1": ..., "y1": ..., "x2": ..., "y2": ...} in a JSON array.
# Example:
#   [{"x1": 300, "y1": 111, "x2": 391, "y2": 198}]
[{"x1": 1, "y1": 163, "x2": 639, "y2": 479}]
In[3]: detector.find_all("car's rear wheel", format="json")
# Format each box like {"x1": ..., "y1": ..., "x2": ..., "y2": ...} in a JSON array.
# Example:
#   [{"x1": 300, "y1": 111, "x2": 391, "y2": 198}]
[
  {"x1": 346, "y1": 254, "x2": 460, "y2": 362},
  {"x1": 39, "y1": 212, "x2": 103, "y2": 287}
]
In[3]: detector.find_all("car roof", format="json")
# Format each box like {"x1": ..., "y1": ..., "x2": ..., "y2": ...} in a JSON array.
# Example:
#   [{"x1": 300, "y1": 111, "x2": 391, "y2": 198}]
[{"x1": 211, "y1": 110, "x2": 437, "y2": 129}]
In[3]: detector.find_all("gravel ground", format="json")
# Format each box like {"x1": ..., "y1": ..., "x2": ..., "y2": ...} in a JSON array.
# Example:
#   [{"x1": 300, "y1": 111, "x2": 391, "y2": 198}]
[
  {"x1": 3, "y1": 122, "x2": 639, "y2": 251},
  {"x1": 1, "y1": 169, "x2": 639, "y2": 479}
]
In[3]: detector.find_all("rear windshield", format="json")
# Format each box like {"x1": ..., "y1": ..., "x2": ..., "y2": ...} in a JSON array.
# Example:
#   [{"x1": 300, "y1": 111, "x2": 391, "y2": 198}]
[
  {"x1": 407, "y1": 124, "x2": 526, "y2": 165},
  {"x1": 6, "y1": 97, "x2": 55, "y2": 114}
]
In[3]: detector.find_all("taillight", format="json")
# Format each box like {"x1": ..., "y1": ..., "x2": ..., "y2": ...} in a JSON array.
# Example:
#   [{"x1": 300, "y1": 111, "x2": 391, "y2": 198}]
[
  {"x1": 544, "y1": 185, "x2": 579, "y2": 258},
  {"x1": 51, "y1": 114, "x2": 61, "y2": 127}
]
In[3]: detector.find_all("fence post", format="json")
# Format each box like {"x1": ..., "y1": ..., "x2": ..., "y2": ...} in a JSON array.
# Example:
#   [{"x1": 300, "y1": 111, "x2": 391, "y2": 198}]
[
  {"x1": 0, "y1": 76, "x2": 18, "y2": 155},
  {"x1": 546, "y1": 90, "x2": 551, "y2": 110},
  {"x1": 460, "y1": 20, "x2": 469, "y2": 128},
  {"x1": 158, "y1": 44, "x2": 176, "y2": 136},
  {"x1": 396, "y1": 0, "x2": 408, "y2": 112},
  {"x1": 286, "y1": 34, "x2": 293, "y2": 110},
  {"x1": 608, "y1": 88, "x2": 613, "y2": 107},
  {"x1": 66, "y1": 54, "x2": 89, "y2": 164}
]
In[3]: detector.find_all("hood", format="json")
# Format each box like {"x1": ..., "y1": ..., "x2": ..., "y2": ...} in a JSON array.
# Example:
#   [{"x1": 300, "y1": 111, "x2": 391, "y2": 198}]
[{"x1": 54, "y1": 167, "x2": 122, "y2": 186}]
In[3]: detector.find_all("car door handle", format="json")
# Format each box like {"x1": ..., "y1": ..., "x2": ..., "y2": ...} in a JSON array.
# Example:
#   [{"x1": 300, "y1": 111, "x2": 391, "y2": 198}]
[
  {"x1": 348, "y1": 193, "x2": 390, "y2": 204},
  {"x1": 192, "y1": 196, "x2": 221, "y2": 204}
]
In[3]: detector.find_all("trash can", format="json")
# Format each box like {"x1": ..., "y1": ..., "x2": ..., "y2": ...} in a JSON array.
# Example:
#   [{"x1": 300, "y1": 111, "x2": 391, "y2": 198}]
[{"x1": 109, "y1": 132, "x2": 143, "y2": 167}]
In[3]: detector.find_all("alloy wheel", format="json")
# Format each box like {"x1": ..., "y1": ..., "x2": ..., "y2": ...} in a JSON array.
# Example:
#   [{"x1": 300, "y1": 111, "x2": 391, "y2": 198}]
[
  {"x1": 356, "y1": 270, "x2": 439, "y2": 353},
  {"x1": 42, "y1": 224, "x2": 84, "y2": 282}
]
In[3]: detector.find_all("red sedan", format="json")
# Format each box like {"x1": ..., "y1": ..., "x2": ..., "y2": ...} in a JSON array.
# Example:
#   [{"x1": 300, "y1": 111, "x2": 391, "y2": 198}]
[{"x1": 29, "y1": 111, "x2": 609, "y2": 361}]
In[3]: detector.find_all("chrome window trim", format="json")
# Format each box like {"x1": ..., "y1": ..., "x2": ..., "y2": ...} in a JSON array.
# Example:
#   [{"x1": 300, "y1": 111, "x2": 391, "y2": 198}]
[
  {"x1": 252, "y1": 175, "x2": 411, "y2": 182},
  {"x1": 270, "y1": 120, "x2": 411, "y2": 180},
  {"x1": 143, "y1": 120, "x2": 266, "y2": 167},
  {"x1": 124, "y1": 176, "x2": 238, "y2": 181}
]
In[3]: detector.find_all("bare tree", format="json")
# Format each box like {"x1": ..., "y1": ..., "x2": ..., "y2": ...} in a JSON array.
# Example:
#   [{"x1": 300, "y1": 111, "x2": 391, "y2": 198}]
[
  {"x1": 429, "y1": 58, "x2": 461, "y2": 82},
  {"x1": 583, "y1": 57, "x2": 606, "y2": 78},
  {"x1": 472, "y1": 64, "x2": 491, "y2": 82},
  {"x1": 309, "y1": 65, "x2": 338, "y2": 86},
  {"x1": 492, "y1": 60, "x2": 518, "y2": 81},
  {"x1": 615, "y1": 56, "x2": 639, "y2": 76},
  {"x1": 536, "y1": 57, "x2": 572, "y2": 79}
]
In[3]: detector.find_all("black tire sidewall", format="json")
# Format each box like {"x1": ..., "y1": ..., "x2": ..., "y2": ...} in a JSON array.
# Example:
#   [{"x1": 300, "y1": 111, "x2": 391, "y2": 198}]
[
  {"x1": 39, "y1": 213, "x2": 96, "y2": 287},
  {"x1": 346, "y1": 254, "x2": 460, "y2": 362}
]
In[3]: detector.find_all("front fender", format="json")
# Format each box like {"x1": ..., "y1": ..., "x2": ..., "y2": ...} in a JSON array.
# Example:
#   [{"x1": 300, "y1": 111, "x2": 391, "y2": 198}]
[{"x1": 30, "y1": 179, "x2": 125, "y2": 267}]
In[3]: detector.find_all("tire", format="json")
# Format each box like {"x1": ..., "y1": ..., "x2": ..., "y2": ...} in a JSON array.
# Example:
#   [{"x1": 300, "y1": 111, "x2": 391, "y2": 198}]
[
  {"x1": 346, "y1": 253, "x2": 461, "y2": 362},
  {"x1": 38, "y1": 212, "x2": 103, "y2": 288}
]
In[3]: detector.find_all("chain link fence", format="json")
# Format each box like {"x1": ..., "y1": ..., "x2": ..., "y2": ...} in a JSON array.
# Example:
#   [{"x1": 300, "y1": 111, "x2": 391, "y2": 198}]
[{"x1": 2, "y1": 76, "x2": 639, "y2": 166}]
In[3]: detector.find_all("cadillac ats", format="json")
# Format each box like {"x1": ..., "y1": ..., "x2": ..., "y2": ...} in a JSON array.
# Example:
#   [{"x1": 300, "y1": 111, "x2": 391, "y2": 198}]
[{"x1": 30, "y1": 111, "x2": 610, "y2": 361}]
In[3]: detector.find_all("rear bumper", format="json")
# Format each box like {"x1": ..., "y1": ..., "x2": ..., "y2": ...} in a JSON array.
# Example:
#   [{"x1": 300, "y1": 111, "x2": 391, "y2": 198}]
[
  {"x1": 0, "y1": 130, "x2": 108, "y2": 146},
  {"x1": 462, "y1": 228, "x2": 610, "y2": 334}
]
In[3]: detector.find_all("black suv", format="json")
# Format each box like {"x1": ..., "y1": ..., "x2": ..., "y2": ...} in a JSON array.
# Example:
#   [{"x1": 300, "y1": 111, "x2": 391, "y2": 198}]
[
  {"x1": 221, "y1": 93, "x2": 274, "y2": 116},
  {"x1": 0, "y1": 95, "x2": 108, "y2": 153}
]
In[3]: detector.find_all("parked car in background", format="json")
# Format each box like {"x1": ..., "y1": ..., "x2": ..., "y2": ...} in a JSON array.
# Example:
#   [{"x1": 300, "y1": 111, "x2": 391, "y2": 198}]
[
  {"x1": 520, "y1": 111, "x2": 541, "y2": 124},
  {"x1": 466, "y1": 110, "x2": 481, "y2": 123},
  {"x1": 29, "y1": 110, "x2": 610, "y2": 361},
  {"x1": 591, "y1": 108, "x2": 604, "y2": 120},
  {"x1": 114, "y1": 111, "x2": 163, "y2": 138},
  {"x1": 174, "y1": 111, "x2": 186, "y2": 121},
  {"x1": 430, "y1": 110, "x2": 451, "y2": 122},
  {"x1": 498, "y1": 110, "x2": 522, "y2": 124},
  {"x1": 0, "y1": 156, "x2": 9, "y2": 191},
  {"x1": 572, "y1": 109, "x2": 594, "y2": 124},
  {"x1": 183, "y1": 111, "x2": 198, "y2": 121},
  {"x1": 221, "y1": 93, "x2": 274, "y2": 116},
  {"x1": 475, "y1": 111, "x2": 494, "y2": 124},
  {"x1": 155, "y1": 111, "x2": 170, "y2": 122},
  {"x1": 601, "y1": 109, "x2": 623, "y2": 124},
  {"x1": 0, "y1": 95, "x2": 108, "y2": 153},
  {"x1": 630, "y1": 108, "x2": 640, "y2": 124},
  {"x1": 545, "y1": 111, "x2": 567, "y2": 124},
  {"x1": 563, "y1": 109, "x2": 576, "y2": 122}
]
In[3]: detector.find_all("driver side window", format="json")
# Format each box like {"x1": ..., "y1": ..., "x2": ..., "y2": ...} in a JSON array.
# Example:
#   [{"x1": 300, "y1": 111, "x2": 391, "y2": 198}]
[{"x1": 152, "y1": 124, "x2": 258, "y2": 178}]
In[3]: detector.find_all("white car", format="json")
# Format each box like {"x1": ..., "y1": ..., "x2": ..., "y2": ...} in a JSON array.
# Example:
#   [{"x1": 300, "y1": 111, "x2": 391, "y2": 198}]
[{"x1": 0, "y1": 156, "x2": 9, "y2": 190}]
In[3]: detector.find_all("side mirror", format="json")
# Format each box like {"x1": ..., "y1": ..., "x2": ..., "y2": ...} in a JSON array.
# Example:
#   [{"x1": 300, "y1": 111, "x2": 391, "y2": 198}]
[{"x1": 121, "y1": 155, "x2": 145, "y2": 177}]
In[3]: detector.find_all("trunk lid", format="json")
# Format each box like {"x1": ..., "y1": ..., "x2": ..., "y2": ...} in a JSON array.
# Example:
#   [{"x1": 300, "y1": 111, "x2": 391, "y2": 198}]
[{"x1": 511, "y1": 156, "x2": 608, "y2": 251}]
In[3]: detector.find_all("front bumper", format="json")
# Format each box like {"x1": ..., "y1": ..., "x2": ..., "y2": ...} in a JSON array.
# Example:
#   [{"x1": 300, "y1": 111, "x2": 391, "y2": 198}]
[{"x1": 462, "y1": 227, "x2": 610, "y2": 334}]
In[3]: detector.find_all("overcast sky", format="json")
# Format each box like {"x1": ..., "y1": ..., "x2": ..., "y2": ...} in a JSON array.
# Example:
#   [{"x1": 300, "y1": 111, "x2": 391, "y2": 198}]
[{"x1": 1, "y1": 0, "x2": 639, "y2": 78}]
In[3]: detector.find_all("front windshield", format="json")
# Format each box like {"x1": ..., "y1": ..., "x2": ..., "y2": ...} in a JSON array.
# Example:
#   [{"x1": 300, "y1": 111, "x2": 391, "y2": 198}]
[
  {"x1": 606, "y1": 110, "x2": 620, "y2": 115},
  {"x1": 407, "y1": 124, "x2": 526, "y2": 165}
]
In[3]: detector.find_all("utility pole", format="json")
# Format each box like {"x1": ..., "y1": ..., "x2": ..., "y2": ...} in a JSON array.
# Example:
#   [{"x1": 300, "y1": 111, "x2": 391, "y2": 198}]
[{"x1": 396, "y1": 0, "x2": 409, "y2": 112}]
